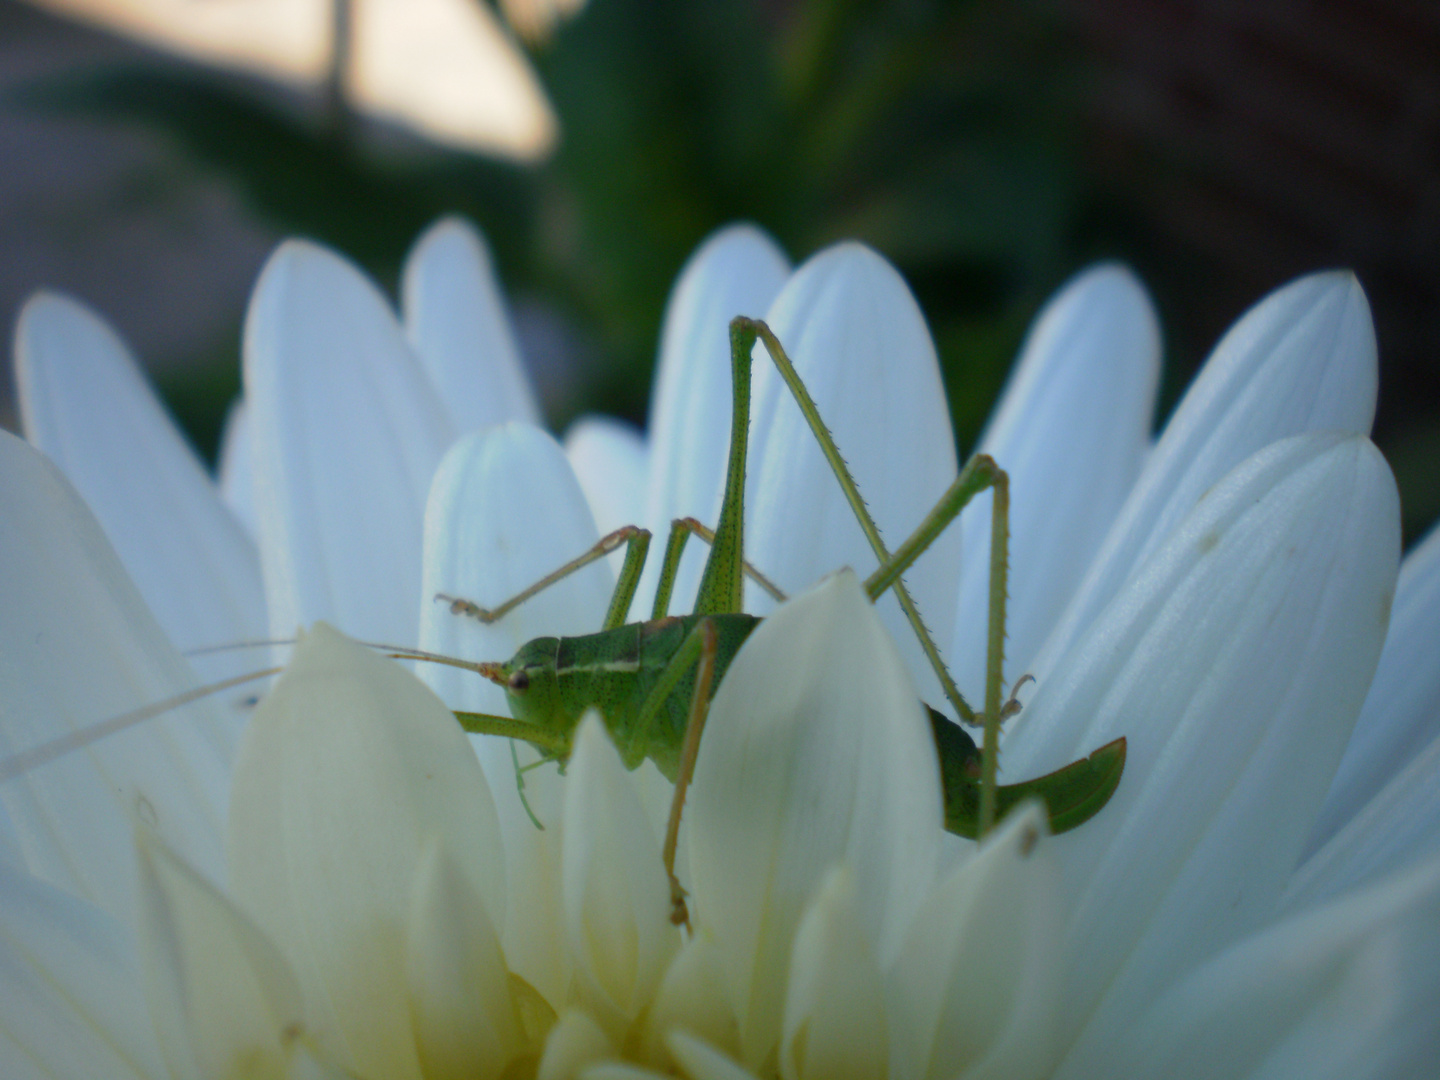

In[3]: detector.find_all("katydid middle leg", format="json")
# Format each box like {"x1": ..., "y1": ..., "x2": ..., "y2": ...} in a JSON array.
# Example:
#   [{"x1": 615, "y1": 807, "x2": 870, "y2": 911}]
[{"x1": 651, "y1": 517, "x2": 787, "y2": 618}]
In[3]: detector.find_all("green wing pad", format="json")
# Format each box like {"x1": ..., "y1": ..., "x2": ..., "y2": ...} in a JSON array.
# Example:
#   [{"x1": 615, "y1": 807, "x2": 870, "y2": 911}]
[{"x1": 928, "y1": 706, "x2": 1127, "y2": 840}]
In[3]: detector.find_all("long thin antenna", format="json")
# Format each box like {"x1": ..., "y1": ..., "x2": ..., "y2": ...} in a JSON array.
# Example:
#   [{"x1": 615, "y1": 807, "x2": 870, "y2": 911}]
[
  {"x1": 0, "y1": 667, "x2": 283, "y2": 783},
  {"x1": 1, "y1": 638, "x2": 503, "y2": 783}
]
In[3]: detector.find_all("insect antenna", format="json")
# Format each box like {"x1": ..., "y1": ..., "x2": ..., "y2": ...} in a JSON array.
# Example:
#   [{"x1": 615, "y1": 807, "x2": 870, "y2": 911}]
[
  {"x1": 0, "y1": 635, "x2": 510, "y2": 785},
  {"x1": 0, "y1": 665, "x2": 284, "y2": 783}
]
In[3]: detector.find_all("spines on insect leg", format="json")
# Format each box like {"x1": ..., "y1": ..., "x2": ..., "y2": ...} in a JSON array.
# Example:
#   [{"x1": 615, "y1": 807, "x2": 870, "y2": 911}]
[
  {"x1": 692, "y1": 318, "x2": 756, "y2": 617},
  {"x1": 747, "y1": 318, "x2": 977, "y2": 728},
  {"x1": 978, "y1": 463, "x2": 1010, "y2": 837}
]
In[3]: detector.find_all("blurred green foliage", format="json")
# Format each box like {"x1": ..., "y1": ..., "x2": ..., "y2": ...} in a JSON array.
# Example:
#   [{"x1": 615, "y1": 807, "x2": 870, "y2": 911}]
[
  {"x1": 18, "y1": 0, "x2": 1438, "y2": 547},
  {"x1": 20, "y1": 0, "x2": 1091, "y2": 459}
]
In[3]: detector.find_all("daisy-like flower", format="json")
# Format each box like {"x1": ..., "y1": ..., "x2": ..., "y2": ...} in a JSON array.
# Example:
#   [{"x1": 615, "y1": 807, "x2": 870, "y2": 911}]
[{"x1": 2, "y1": 216, "x2": 1437, "y2": 1080}]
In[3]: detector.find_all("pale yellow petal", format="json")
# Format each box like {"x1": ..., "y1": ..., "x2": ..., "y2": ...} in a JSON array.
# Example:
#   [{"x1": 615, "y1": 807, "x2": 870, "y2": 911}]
[
  {"x1": 227, "y1": 623, "x2": 505, "y2": 1080},
  {"x1": 562, "y1": 715, "x2": 680, "y2": 1029},
  {"x1": 780, "y1": 865, "x2": 887, "y2": 1080},
  {"x1": 136, "y1": 829, "x2": 306, "y2": 1080},
  {"x1": 539, "y1": 1009, "x2": 614, "y2": 1080},
  {"x1": 406, "y1": 841, "x2": 524, "y2": 1080}
]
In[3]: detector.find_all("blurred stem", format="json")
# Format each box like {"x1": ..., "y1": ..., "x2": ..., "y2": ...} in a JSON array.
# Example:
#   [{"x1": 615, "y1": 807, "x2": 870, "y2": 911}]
[{"x1": 325, "y1": 0, "x2": 354, "y2": 140}]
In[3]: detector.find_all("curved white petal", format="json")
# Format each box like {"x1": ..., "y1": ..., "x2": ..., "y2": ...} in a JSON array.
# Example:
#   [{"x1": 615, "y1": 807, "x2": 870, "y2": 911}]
[
  {"x1": 687, "y1": 570, "x2": 942, "y2": 1068},
  {"x1": 226, "y1": 623, "x2": 504, "y2": 1080},
  {"x1": 406, "y1": 841, "x2": 523, "y2": 1080},
  {"x1": 418, "y1": 422, "x2": 612, "y2": 1007},
  {"x1": 217, "y1": 396, "x2": 257, "y2": 540},
  {"x1": 137, "y1": 829, "x2": 306, "y2": 1080},
  {"x1": 1032, "y1": 271, "x2": 1377, "y2": 684},
  {"x1": 1285, "y1": 729, "x2": 1440, "y2": 911},
  {"x1": 1307, "y1": 521, "x2": 1440, "y2": 852},
  {"x1": 668, "y1": 1032, "x2": 763, "y2": 1080},
  {"x1": 887, "y1": 804, "x2": 1060, "y2": 1080},
  {"x1": 539, "y1": 1009, "x2": 614, "y2": 1080},
  {"x1": 780, "y1": 865, "x2": 887, "y2": 1080},
  {"x1": 640, "y1": 224, "x2": 790, "y2": 617},
  {"x1": 745, "y1": 243, "x2": 961, "y2": 707},
  {"x1": 0, "y1": 859, "x2": 163, "y2": 1080},
  {"x1": 0, "y1": 430, "x2": 231, "y2": 924},
  {"x1": 1121, "y1": 850, "x2": 1440, "y2": 1080},
  {"x1": 562, "y1": 716, "x2": 679, "y2": 1028},
  {"x1": 15, "y1": 292, "x2": 267, "y2": 689},
  {"x1": 1005, "y1": 434, "x2": 1400, "y2": 1077},
  {"x1": 402, "y1": 216, "x2": 541, "y2": 433},
  {"x1": 641, "y1": 933, "x2": 739, "y2": 1070},
  {"x1": 244, "y1": 239, "x2": 454, "y2": 644},
  {"x1": 951, "y1": 264, "x2": 1160, "y2": 698},
  {"x1": 418, "y1": 422, "x2": 612, "y2": 714},
  {"x1": 582, "y1": 1064, "x2": 670, "y2": 1080},
  {"x1": 564, "y1": 415, "x2": 650, "y2": 543}
]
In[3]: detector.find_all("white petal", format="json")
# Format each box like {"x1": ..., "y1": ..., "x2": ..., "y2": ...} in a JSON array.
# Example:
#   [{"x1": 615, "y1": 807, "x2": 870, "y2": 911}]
[
  {"x1": 402, "y1": 216, "x2": 541, "y2": 433},
  {"x1": 562, "y1": 715, "x2": 679, "y2": 1028},
  {"x1": 564, "y1": 415, "x2": 650, "y2": 543},
  {"x1": 539, "y1": 1009, "x2": 614, "y2": 1080},
  {"x1": 419, "y1": 422, "x2": 612, "y2": 714},
  {"x1": 887, "y1": 804, "x2": 1061, "y2": 1080},
  {"x1": 1121, "y1": 850, "x2": 1440, "y2": 1080},
  {"x1": 0, "y1": 859, "x2": 163, "y2": 1080},
  {"x1": 137, "y1": 829, "x2": 306, "y2": 1080},
  {"x1": 0, "y1": 430, "x2": 231, "y2": 925},
  {"x1": 582, "y1": 1065, "x2": 669, "y2": 1080},
  {"x1": 15, "y1": 292, "x2": 267, "y2": 689},
  {"x1": 745, "y1": 243, "x2": 960, "y2": 707},
  {"x1": 244, "y1": 239, "x2": 454, "y2": 644},
  {"x1": 1032, "y1": 271, "x2": 1377, "y2": 684},
  {"x1": 641, "y1": 932, "x2": 740, "y2": 1070},
  {"x1": 780, "y1": 865, "x2": 887, "y2": 1080},
  {"x1": 418, "y1": 422, "x2": 612, "y2": 1007},
  {"x1": 406, "y1": 841, "x2": 523, "y2": 1080},
  {"x1": 1007, "y1": 434, "x2": 1400, "y2": 1076},
  {"x1": 640, "y1": 224, "x2": 790, "y2": 618},
  {"x1": 1285, "y1": 729, "x2": 1440, "y2": 910},
  {"x1": 668, "y1": 1032, "x2": 763, "y2": 1080},
  {"x1": 217, "y1": 396, "x2": 258, "y2": 540},
  {"x1": 226, "y1": 623, "x2": 504, "y2": 1080},
  {"x1": 687, "y1": 570, "x2": 942, "y2": 1068},
  {"x1": 951, "y1": 264, "x2": 1159, "y2": 697},
  {"x1": 1307, "y1": 521, "x2": 1440, "y2": 852}
]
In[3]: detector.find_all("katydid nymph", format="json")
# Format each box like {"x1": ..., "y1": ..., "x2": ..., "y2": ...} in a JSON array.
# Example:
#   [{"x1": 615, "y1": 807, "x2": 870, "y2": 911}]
[{"x1": 436, "y1": 316, "x2": 1126, "y2": 926}]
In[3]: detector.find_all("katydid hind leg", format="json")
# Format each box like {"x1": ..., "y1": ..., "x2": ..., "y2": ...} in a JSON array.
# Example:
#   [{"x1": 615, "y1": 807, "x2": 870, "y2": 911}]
[
  {"x1": 692, "y1": 320, "x2": 756, "y2": 617},
  {"x1": 743, "y1": 317, "x2": 983, "y2": 729}
]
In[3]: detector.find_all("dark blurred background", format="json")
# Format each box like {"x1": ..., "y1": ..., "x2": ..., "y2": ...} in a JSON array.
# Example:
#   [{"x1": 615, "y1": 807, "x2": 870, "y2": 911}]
[{"x1": 1, "y1": 0, "x2": 1437, "y2": 544}]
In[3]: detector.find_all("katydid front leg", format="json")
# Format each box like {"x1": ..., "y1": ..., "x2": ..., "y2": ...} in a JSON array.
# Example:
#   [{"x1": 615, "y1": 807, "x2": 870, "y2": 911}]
[{"x1": 438, "y1": 523, "x2": 652, "y2": 632}]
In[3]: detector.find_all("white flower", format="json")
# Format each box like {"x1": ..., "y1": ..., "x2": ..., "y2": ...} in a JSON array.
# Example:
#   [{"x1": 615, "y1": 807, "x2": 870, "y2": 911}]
[{"x1": 2, "y1": 216, "x2": 1437, "y2": 1079}]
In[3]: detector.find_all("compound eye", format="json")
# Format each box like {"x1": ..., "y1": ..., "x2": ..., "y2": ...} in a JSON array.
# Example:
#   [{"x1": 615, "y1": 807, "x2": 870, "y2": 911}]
[{"x1": 508, "y1": 669, "x2": 530, "y2": 693}]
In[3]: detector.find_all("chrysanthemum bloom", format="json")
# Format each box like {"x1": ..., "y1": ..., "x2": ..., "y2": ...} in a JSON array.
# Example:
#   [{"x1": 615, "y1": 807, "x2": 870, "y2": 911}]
[{"x1": 2, "y1": 218, "x2": 1437, "y2": 1079}]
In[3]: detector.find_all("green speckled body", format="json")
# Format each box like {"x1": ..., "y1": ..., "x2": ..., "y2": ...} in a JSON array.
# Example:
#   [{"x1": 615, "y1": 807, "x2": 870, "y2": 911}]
[{"x1": 503, "y1": 613, "x2": 759, "y2": 780}]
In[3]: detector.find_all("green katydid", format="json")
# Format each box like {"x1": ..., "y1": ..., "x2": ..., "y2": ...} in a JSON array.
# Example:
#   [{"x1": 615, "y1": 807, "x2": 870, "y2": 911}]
[
  {"x1": 0, "y1": 316, "x2": 1124, "y2": 928},
  {"x1": 430, "y1": 316, "x2": 1126, "y2": 925}
]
